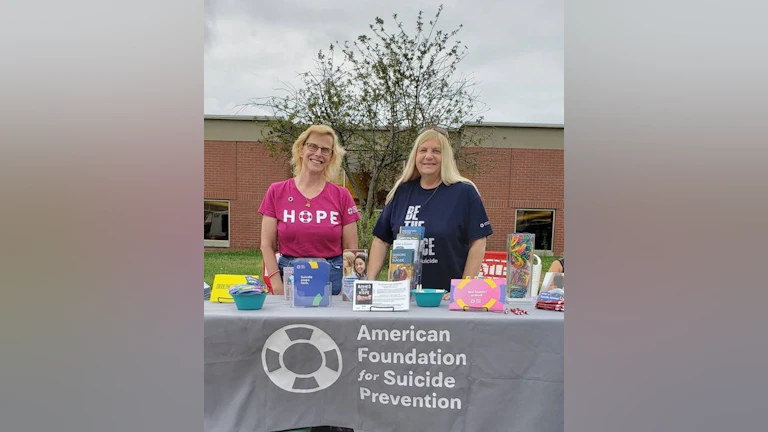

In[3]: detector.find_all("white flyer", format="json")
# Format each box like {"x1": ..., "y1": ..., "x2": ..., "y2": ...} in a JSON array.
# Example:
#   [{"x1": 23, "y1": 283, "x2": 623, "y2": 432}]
[{"x1": 352, "y1": 279, "x2": 411, "y2": 312}]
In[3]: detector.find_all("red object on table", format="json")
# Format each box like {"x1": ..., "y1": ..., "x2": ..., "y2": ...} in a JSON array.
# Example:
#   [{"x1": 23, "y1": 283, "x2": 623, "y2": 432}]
[{"x1": 481, "y1": 251, "x2": 507, "y2": 278}]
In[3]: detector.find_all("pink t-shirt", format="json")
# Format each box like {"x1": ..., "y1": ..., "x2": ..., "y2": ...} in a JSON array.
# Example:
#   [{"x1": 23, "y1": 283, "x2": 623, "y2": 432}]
[{"x1": 258, "y1": 178, "x2": 360, "y2": 258}]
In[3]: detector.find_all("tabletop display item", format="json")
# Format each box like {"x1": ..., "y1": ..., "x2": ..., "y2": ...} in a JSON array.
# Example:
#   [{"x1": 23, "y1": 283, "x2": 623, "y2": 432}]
[
  {"x1": 209, "y1": 274, "x2": 264, "y2": 303},
  {"x1": 412, "y1": 288, "x2": 447, "y2": 307},
  {"x1": 228, "y1": 279, "x2": 268, "y2": 310},
  {"x1": 539, "y1": 272, "x2": 564, "y2": 294},
  {"x1": 352, "y1": 279, "x2": 410, "y2": 311},
  {"x1": 536, "y1": 272, "x2": 564, "y2": 312},
  {"x1": 506, "y1": 233, "x2": 535, "y2": 300},
  {"x1": 341, "y1": 274, "x2": 358, "y2": 301},
  {"x1": 344, "y1": 248, "x2": 368, "y2": 278},
  {"x1": 342, "y1": 249, "x2": 368, "y2": 301},
  {"x1": 388, "y1": 248, "x2": 415, "y2": 281},
  {"x1": 292, "y1": 259, "x2": 332, "y2": 307},
  {"x1": 397, "y1": 226, "x2": 425, "y2": 288},
  {"x1": 283, "y1": 266, "x2": 294, "y2": 303},
  {"x1": 389, "y1": 231, "x2": 422, "y2": 290},
  {"x1": 530, "y1": 254, "x2": 542, "y2": 297},
  {"x1": 449, "y1": 277, "x2": 507, "y2": 312},
  {"x1": 480, "y1": 251, "x2": 508, "y2": 278}
]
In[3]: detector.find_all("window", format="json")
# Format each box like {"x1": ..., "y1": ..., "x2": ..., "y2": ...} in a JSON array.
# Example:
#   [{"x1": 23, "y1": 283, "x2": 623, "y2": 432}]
[
  {"x1": 514, "y1": 209, "x2": 555, "y2": 253},
  {"x1": 205, "y1": 200, "x2": 230, "y2": 247}
]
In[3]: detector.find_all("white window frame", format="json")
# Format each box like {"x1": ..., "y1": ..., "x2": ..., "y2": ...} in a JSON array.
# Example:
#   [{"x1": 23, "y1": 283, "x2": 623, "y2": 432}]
[
  {"x1": 513, "y1": 208, "x2": 556, "y2": 256},
  {"x1": 204, "y1": 199, "x2": 230, "y2": 248}
]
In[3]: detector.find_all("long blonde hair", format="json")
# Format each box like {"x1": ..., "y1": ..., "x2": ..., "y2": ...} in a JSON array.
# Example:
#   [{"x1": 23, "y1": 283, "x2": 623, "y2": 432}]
[
  {"x1": 342, "y1": 251, "x2": 356, "y2": 276},
  {"x1": 290, "y1": 125, "x2": 346, "y2": 182},
  {"x1": 385, "y1": 129, "x2": 479, "y2": 204}
]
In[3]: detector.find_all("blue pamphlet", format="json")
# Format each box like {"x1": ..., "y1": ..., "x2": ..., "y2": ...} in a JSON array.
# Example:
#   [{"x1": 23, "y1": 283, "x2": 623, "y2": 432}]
[{"x1": 293, "y1": 260, "x2": 332, "y2": 307}]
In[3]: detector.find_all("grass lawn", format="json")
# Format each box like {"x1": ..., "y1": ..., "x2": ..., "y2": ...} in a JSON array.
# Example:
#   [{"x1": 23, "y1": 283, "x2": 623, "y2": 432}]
[
  {"x1": 204, "y1": 250, "x2": 264, "y2": 287},
  {"x1": 205, "y1": 249, "x2": 562, "y2": 287}
]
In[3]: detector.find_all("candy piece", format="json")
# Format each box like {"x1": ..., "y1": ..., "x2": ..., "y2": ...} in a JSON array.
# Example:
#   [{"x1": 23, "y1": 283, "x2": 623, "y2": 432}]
[{"x1": 504, "y1": 307, "x2": 529, "y2": 315}]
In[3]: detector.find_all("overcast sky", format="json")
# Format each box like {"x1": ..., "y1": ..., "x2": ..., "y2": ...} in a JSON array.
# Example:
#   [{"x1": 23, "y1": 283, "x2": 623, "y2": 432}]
[{"x1": 204, "y1": 0, "x2": 563, "y2": 124}]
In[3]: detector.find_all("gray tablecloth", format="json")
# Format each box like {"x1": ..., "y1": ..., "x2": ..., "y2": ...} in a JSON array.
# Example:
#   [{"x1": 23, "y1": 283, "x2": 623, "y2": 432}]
[{"x1": 204, "y1": 297, "x2": 563, "y2": 432}]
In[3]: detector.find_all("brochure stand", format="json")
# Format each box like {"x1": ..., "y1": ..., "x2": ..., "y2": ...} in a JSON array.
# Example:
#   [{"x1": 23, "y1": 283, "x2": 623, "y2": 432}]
[
  {"x1": 292, "y1": 258, "x2": 332, "y2": 308},
  {"x1": 368, "y1": 306, "x2": 397, "y2": 312}
]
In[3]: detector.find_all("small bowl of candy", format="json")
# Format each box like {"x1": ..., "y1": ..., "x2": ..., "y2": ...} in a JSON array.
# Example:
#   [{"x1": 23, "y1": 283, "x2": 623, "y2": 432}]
[
  {"x1": 229, "y1": 284, "x2": 268, "y2": 310},
  {"x1": 411, "y1": 288, "x2": 446, "y2": 307}
]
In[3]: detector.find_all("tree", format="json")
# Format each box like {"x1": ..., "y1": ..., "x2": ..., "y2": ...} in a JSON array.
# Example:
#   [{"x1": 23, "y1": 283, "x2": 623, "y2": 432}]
[{"x1": 247, "y1": 5, "x2": 489, "y2": 217}]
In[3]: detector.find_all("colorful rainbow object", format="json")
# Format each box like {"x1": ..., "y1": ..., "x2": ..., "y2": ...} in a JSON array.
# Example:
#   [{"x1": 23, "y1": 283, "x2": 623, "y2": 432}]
[{"x1": 506, "y1": 233, "x2": 535, "y2": 298}]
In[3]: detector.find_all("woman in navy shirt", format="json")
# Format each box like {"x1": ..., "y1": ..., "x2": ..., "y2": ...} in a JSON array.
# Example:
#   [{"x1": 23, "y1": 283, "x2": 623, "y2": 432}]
[{"x1": 367, "y1": 126, "x2": 493, "y2": 299}]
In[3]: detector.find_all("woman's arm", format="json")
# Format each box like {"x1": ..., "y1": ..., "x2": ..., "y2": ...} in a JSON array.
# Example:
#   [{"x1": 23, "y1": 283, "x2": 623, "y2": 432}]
[
  {"x1": 462, "y1": 237, "x2": 487, "y2": 278},
  {"x1": 342, "y1": 221, "x2": 358, "y2": 251},
  {"x1": 547, "y1": 259, "x2": 563, "y2": 273},
  {"x1": 366, "y1": 237, "x2": 391, "y2": 280},
  {"x1": 260, "y1": 216, "x2": 283, "y2": 295}
]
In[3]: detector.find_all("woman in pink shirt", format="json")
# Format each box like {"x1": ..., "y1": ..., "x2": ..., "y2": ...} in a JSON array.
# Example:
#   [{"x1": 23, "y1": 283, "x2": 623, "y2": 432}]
[{"x1": 259, "y1": 125, "x2": 361, "y2": 296}]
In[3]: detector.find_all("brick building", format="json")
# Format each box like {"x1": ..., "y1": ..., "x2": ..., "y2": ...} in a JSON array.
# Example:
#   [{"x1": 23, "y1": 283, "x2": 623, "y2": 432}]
[{"x1": 204, "y1": 115, "x2": 564, "y2": 256}]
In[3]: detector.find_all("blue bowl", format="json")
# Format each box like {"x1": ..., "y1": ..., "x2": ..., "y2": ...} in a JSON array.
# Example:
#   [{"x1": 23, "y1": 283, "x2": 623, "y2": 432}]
[
  {"x1": 231, "y1": 292, "x2": 268, "y2": 310},
  {"x1": 411, "y1": 289, "x2": 446, "y2": 307}
]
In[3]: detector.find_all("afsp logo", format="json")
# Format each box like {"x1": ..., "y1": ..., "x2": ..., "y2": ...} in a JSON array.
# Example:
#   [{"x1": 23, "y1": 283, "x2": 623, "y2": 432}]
[{"x1": 261, "y1": 324, "x2": 342, "y2": 393}]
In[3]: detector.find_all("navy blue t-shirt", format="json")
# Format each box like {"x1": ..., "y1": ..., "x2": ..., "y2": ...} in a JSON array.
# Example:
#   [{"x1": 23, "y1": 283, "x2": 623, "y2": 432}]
[{"x1": 373, "y1": 179, "x2": 493, "y2": 291}]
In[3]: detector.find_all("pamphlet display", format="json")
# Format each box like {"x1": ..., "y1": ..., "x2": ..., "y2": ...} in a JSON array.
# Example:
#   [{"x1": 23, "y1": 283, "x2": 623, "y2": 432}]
[
  {"x1": 397, "y1": 226, "x2": 425, "y2": 289},
  {"x1": 292, "y1": 259, "x2": 332, "y2": 307},
  {"x1": 342, "y1": 249, "x2": 368, "y2": 301},
  {"x1": 352, "y1": 279, "x2": 411, "y2": 311},
  {"x1": 385, "y1": 226, "x2": 424, "y2": 294},
  {"x1": 449, "y1": 277, "x2": 507, "y2": 312}
]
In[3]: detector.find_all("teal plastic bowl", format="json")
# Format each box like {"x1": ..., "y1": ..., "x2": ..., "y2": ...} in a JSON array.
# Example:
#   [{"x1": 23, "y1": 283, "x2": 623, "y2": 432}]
[
  {"x1": 232, "y1": 292, "x2": 268, "y2": 310},
  {"x1": 411, "y1": 289, "x2": 446, "y2": 307}
]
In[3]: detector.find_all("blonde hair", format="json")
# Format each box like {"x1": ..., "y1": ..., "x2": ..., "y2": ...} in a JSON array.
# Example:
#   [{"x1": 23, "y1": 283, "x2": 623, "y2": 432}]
[
  {"x1": 291, "y1": 125, "x2": 346, "y2": 182},
  {"x1": 385, "y1": 129, "x2": 479, "y2": 204},
  {"x1": 343, "y1": 251, "x2": 356, "y2": 276}
]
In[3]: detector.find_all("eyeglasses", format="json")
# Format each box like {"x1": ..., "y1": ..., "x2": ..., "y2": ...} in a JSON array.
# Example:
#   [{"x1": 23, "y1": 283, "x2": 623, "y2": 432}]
[
  {"x1": 418, "y1": 125, "x2": 449, "y2": 137},
  {"x1": 304, "y1": 142, "x2": 333, "y2": 156}
]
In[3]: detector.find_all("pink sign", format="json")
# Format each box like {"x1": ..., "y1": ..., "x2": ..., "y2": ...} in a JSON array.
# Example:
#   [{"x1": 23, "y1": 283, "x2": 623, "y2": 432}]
[{"x1": 449, "y1": 278, "x2": 507, "y2": 312}]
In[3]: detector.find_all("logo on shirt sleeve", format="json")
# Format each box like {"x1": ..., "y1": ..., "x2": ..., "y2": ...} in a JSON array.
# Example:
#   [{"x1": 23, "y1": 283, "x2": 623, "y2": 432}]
[{"x1": 347, "y1": 206, "x2": 358, "y2": 215}]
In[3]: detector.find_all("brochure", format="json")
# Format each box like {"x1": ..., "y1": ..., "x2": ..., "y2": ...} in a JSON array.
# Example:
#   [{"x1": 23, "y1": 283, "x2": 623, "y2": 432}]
[{"x1": 352, "y1": 279, "x2": 410, "y2": 312}]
